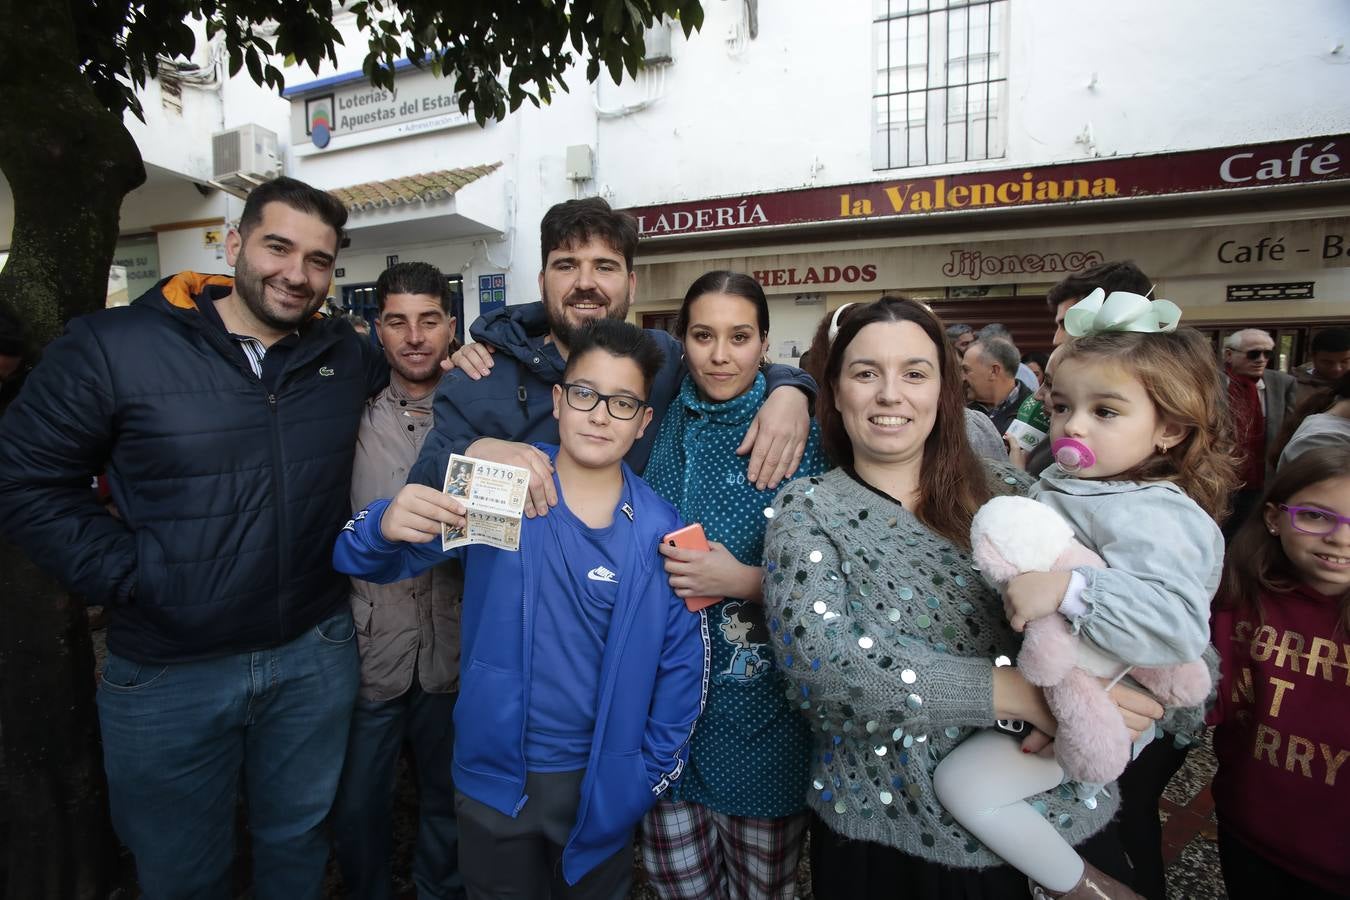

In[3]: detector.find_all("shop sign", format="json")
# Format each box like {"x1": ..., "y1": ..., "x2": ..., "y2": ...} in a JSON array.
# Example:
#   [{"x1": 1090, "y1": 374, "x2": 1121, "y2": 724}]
[
  {"x1": 751, "y1": 264, "x2": 878, "y2": 287},
  {"x1": 636, "y1": 218, "x2": 1350, "y2": 299},
  {"x1": 625, "y1": 135, "x2": 1350, "y2": 239},
  {"x1": 287, "y1": 65, "x2": 470, "y2": 155}
]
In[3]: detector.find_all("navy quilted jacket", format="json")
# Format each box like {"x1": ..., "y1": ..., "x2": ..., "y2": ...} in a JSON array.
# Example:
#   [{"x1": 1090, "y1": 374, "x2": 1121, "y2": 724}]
[{"x1": 0, "y1": 273, "x2": 386, "y2": 664}]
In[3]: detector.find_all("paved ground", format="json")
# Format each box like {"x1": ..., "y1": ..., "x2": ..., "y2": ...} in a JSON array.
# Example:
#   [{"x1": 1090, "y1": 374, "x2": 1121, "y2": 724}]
[
  {"x1": 91, "y1": 620, "x2": 1227, "y2": 899},
  {"x1": 1160, "y1": 731, "x2": 1226, "y2": 900}
]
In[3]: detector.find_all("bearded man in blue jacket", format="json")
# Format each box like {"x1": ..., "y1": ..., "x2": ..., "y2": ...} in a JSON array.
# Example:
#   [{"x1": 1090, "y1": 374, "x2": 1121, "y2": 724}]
[
  {"x1": 0, "y1": 177, "x2": 382, "y2": 899},
  {"x1": 336, "y1": 319, "x2": 709, "y2": 898},
  {"x1": 407, "y1": 197, "x2": 816, "y2": 515}
]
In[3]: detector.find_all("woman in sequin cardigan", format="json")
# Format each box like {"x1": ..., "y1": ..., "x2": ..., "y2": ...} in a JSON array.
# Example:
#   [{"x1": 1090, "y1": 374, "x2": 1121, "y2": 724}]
[{"x1": 762, "y1": 297, "x2": 1161, "y2": 899}]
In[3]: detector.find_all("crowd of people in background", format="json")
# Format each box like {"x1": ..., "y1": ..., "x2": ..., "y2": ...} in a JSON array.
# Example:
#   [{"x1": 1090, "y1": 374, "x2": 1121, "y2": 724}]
[{"x1": 0, "y1": 176, "x2": 1346, "y2": 900}]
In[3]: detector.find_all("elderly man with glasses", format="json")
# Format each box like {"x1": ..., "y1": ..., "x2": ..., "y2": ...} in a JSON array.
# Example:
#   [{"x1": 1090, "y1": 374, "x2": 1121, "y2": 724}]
[{"x1": 1222, "y1": 328, "x2": 1298, "y2": 538}]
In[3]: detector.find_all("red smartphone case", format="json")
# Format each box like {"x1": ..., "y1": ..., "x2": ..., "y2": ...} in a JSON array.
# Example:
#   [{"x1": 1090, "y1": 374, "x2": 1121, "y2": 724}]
[{"x1": 663, "y1": 524, "x2": 722, "y2": 612}]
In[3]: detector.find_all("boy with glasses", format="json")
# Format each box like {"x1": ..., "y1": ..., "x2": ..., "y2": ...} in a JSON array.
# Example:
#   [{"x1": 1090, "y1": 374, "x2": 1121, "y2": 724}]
[{"x1": 335, "y1": 319, "x2": 709, "y2": 900}]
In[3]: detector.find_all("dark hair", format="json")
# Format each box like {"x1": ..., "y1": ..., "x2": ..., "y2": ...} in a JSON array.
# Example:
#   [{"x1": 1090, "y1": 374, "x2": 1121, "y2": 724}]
[
  {"x1": 376, "y1": 261, "x2": 452, "y2": 313},
  {"x1": 1058, "y1": 328, "x2": 1239, "y2": 521},
  {"x1": 818, "y1": 296, "x2": 993, "y2": 548},
  {"x1": 562, "y1": 318, "x2": 665, "y2": 397},
  {"x1": 238, "y1": 176, "x2": 348, "y2": 245},
  {"x1": 1269, "y1": 370, "x2": 1350, "y2": 466},
  {"x1": 1219, "y1": 445, "x2": 1350, "y2": 633},
  {"x1": 1021, "y1": 350, "x2": 1050, "y2": 371},
  {"x1": 539, "y1": 197, "x2": 639, "y2": 271},
  {"x1": 1312, "y1": 327, "x2": 1350, "y2": 355},
  {"x1": 722, "y1": 601, "x2": 770, "y2": 644},
  {"x1": 1046, "y1": 260, "x2": 1153, "y2": 310},
  {"x1": 674, "y1": 270, "x2": 770, "y2": 338}
]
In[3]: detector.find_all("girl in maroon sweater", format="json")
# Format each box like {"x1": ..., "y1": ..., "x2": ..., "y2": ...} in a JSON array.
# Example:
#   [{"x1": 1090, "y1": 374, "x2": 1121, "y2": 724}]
[{"x1": 1211, "y1": 446, "x2": 1350, "y2": 899}]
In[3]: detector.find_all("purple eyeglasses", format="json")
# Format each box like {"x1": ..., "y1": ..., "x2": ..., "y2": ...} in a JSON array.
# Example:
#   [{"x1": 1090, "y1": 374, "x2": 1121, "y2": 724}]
[{"x1": 1277, "y1": 504, "x2": 1350, "y2": 536}]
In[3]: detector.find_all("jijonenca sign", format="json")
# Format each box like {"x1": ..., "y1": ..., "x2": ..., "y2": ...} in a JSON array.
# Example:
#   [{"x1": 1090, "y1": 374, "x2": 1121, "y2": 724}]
[
  {"x1": 625, "y1": 135, "x2": 1350, "y2": 239},
  {"x1": 941, "y1": 249, "x2": 1104, "y2": 281}
]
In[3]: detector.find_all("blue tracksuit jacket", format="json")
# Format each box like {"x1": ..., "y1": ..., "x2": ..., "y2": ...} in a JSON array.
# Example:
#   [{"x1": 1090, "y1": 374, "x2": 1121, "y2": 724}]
[{"x1": 333, "y1": 446, "x2": 710, "y2": 884}]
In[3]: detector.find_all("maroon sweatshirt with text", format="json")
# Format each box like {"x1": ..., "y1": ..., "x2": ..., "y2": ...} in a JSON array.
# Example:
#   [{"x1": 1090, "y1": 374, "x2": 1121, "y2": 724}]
[{"x1": 1210, "y1": 583, "x2": 1350, "y2": 893}]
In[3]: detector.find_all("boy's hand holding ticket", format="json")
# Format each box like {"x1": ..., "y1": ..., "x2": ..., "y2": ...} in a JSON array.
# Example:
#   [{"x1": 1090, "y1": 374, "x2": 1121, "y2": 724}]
[{"x1": 381, "y1": 484, "x2": 467, "y2": 544}]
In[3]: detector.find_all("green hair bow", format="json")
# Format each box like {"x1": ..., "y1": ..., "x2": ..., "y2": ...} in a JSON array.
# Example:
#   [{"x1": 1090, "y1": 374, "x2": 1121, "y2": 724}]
[{"x1": 1064, "y1": 288, "x2": 1182, "y2": 338}]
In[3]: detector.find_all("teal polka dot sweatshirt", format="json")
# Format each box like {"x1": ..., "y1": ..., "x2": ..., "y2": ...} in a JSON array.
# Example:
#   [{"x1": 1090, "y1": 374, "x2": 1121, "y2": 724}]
[{"x1": 645, "y1": 372, "x2": 828, "y2": 817}]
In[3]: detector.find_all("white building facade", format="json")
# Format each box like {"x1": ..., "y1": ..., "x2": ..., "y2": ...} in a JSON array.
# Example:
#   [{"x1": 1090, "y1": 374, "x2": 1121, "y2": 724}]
[{"x1": 2, "y1": 0, "x2": 1348, "y2": 359}]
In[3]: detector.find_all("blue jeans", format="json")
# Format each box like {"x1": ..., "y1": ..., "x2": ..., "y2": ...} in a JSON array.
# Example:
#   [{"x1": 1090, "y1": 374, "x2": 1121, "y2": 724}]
[
  {"x1": 97, "y1": 607, "x2": 360, "y2": 900},
  {"x1": 333, "y1": 683, "x2": 463, "y2": 900}
]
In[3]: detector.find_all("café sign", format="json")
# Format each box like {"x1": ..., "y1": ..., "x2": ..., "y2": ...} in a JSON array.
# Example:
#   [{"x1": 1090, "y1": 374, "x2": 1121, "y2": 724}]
[{"x1": 626, "y1": 135, "x2": 1350, "y2": 239}]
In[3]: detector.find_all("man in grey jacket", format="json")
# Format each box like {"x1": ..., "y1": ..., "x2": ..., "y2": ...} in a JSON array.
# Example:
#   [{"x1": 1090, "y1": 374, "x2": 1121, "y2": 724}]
[{"x1": 332, "y1": 262, "x2": 465, "y2": 900}]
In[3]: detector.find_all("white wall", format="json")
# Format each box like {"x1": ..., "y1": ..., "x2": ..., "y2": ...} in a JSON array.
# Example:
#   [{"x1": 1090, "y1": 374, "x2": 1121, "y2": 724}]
[
  {"x1": 120, "y1": 21, "x2": 224, "y2": 182},
  {"x1": 12, "y1": 1, "x2": 1343, "y2": 312}
]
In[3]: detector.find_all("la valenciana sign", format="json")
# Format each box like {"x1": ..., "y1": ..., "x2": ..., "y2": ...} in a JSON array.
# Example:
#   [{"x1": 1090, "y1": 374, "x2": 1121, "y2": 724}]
[{"x1": 624, "y1": 135, "x2": 1349, "y2": 239}]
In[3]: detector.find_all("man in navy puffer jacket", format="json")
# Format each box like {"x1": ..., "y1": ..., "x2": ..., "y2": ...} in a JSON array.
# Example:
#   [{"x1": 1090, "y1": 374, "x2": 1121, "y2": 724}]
[{"x1": 0, "y1": 177, "x2": 384, "y2": 900}]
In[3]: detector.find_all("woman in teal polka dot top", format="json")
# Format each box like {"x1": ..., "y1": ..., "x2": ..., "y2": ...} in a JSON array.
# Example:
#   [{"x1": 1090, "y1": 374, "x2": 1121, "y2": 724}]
[{"x1": 640, "y1": 271, "x2": 827, "y2": 900}]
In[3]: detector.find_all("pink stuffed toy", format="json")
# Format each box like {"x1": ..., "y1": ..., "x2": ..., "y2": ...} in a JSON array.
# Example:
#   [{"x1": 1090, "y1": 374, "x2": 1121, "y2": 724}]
[{"x1": 970, "y1": 495, "x2": 1211, "y2": 784}]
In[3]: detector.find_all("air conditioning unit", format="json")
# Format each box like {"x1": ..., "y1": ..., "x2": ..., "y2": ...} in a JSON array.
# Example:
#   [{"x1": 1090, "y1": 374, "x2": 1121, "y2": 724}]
[{"x1": 211, "y1": 124, "x2": 282, "y2": 196}]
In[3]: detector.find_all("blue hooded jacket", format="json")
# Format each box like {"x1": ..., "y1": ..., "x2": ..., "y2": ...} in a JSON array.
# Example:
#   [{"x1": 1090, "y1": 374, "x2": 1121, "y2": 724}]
[
  {"x1": 334, "y1": 445, "x2": 710, "y2": 884},
  {"x1": 407, "y1": 301, "x2": 815, "y2": 486}
]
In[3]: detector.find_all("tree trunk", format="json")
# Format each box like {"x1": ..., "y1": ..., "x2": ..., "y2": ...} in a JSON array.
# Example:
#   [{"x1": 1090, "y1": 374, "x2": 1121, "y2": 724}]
[
  {"x1": 0, "y1": 544, "x2": 120, "y2": 900},
  {"x1": 0, "y1": 2, "x2": 145, "y2": 897}
]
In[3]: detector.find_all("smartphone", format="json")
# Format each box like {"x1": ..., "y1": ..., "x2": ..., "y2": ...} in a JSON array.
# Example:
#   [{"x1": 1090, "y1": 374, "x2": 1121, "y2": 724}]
[{"x1": 663, "y1": 523, "x2": 722, "y2": 612}]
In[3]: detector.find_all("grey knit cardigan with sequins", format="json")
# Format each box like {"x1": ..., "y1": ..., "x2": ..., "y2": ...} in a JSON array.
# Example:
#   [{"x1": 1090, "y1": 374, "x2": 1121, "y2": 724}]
[{"x1": 762, "y1": 465, "x2": 1119, "y2": 870}]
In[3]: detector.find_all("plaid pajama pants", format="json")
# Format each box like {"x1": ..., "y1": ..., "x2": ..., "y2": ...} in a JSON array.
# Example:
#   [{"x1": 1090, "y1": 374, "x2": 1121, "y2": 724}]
[{"x1": 639, "y1": 799, "x2": 810, "y2": 900}]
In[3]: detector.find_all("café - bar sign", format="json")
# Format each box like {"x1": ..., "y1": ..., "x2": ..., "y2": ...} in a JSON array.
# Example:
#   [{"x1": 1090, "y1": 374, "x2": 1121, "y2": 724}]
[{"x1": 625, "y1": 135, "x2": 1350, "y2": 239}]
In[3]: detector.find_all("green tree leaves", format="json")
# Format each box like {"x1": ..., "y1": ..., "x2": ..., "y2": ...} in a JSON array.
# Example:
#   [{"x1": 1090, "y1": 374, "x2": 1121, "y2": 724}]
[{"x1": 70, "y1": 0, "x2": 703, "y2": 127}]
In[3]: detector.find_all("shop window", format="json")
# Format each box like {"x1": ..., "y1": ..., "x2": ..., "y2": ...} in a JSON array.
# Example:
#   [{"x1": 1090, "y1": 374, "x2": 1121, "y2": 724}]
[
  {"x1": 642, "y1": 311, "x2": 681, "y2": 336},
  {"x1": 872, "y1": 0, "x2": 1008, "y2": 170},
  {"x1": 111, "y1": 234, "x2": 161, "y2": 307}
]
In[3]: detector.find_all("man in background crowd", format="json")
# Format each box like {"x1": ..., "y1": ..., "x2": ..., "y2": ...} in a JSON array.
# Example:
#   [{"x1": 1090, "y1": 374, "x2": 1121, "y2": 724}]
[
  {"x1": 963, "y1": 336, "x2": 1032, "y2": 434},
  {"x1": 946, "y1": 322, "x2": 976, "y2": 357},
  {"x1": 1294, "y1": 326, "x2": 1350, "y2": 403},
  {"x1": 977, "y1": 322, "x2": 1039, "y2": 391},
  {"x1": 332, "y1": 261, "x2": 465, "y2": 900},
  {"x1": 1222, "y1": 328, "x2": 1297, "y2": 538}
]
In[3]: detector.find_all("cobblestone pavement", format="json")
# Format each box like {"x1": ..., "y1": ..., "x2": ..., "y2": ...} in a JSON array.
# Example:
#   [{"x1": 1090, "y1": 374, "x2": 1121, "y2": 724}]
[
  {"x1": 1160, "y1": 731, "x2": 1225, "y2": 900},
  {"x1": 92, "y1": 621, "x2": 1227, "y2": 899},
  {"x1": 629, "y1": 731, "x2": 1228, "y2": 900}
]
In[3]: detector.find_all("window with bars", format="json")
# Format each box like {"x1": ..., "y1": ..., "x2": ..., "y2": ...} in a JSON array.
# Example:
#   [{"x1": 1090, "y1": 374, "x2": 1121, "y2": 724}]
[{"x1": 872, "y1": 0, "x2": 1008, "y2": 170}]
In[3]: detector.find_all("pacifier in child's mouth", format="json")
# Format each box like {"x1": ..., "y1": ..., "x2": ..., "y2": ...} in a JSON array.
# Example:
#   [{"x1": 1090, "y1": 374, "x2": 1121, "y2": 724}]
[{"x1": 1051, "y1": 438, "x2": 1096, "y2": 473}]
